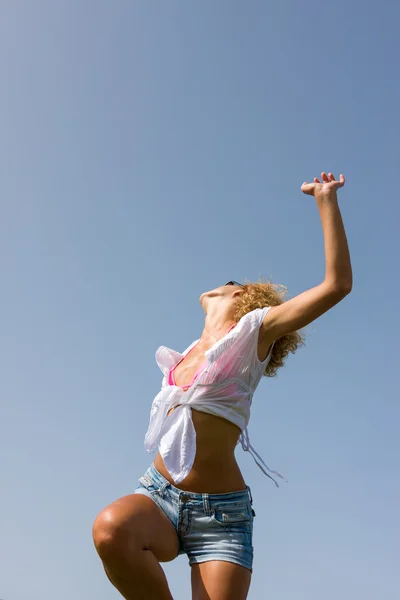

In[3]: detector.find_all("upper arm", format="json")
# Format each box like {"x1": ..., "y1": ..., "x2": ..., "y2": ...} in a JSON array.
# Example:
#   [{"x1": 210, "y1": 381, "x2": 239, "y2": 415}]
[{"x1": 260, "y1": 281, "x2": 351, "y2": 344}]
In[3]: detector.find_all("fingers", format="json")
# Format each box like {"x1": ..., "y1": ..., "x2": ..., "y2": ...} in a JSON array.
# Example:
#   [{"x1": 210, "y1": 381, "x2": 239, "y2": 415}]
[
  {"x1": 302, "y1": 172, "x2": 346, "y2": 195},
  {"x1": 329, "y1": 172, "x2": 345, "y2": 187},
  {"x1": 313, "y1": 172, "x2": 346, "y2": 186},
  {"x1": 301, "y1": 182, "x2": 315, "y2": 195}
]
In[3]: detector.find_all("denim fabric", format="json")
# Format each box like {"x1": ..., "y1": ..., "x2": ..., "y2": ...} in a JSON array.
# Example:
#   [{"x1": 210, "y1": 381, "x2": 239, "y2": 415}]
[{"x1": 134, "y1": 463, "x2": 255, "y2": 571}]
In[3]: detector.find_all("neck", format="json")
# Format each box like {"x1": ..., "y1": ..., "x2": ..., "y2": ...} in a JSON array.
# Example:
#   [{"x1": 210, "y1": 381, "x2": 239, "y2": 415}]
[{"x1": 199, "y1": 309, "x2": 237, "y2": 346}]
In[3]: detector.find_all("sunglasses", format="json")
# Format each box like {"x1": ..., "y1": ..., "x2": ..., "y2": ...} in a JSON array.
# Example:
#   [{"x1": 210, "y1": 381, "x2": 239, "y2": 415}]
[{"x1": 225, "y1": 280, "x2": 244, "y2": 288}]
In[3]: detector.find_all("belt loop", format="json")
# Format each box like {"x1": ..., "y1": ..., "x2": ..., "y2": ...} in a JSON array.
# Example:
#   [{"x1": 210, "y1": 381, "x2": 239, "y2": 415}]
[
  {"x1": 247, "y1": 485, "x2": 253, "y2": 505},
  {"x1": 157, "y1": 481, "x2": 169, "y2": 498},
  {"x1": 202, "y1": 493, "x2": 211, "y2": 515},
  {"x1": 142, "y1": 475, "x2": 151, "y2": 487}
]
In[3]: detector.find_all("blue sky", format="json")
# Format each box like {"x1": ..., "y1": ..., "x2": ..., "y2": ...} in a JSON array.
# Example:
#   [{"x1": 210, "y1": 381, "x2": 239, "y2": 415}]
[{"x1": 1, "y1": 1, "x2": 399, "y2": 599}]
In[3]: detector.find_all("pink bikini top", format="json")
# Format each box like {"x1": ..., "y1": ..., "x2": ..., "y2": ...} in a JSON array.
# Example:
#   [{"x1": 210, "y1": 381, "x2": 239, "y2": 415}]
[{"x1": 168, "y1": 323, "x2": 237, "y2": 391}]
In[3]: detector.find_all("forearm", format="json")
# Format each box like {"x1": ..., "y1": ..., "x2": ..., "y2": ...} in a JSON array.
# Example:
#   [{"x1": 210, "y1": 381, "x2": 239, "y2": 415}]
[
  {"x1": 317, "y1": 194, "x2": 352, "y2": 291},
  {"x1": 260, "y1": 172, "x2": 352, "y2": 342}
]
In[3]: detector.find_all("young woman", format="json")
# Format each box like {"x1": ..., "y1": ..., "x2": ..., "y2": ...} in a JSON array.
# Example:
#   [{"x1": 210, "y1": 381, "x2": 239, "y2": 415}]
[{"x1": 93, "y1": 172, "x2": 352, "y2": 600}]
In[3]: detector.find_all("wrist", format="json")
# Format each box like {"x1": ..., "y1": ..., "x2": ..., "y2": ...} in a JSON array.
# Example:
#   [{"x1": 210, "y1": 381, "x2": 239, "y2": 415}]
[{"x1": 315, "y1": 190, "x2": 338, "y2": 206}]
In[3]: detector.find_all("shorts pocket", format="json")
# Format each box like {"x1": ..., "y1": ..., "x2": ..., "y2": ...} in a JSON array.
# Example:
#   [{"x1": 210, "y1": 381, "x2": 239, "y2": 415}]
[{"x1": 211, "y1": 502, "x2": 252, "y2": 527}]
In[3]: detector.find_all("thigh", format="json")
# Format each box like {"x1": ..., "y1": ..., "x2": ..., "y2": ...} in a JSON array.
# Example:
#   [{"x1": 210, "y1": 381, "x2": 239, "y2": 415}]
[
  {"x1": 191, "y1": 561, "x2": 252, "y2": 600},
  {"x1": 94, "y1": 494, "x2": 179, "y2": 563}
]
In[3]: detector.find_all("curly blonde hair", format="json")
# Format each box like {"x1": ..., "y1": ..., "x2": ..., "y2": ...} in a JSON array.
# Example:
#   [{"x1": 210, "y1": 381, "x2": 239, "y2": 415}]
[{"x1": 233, "y1": 280, "x2": 304, "y2": 377}]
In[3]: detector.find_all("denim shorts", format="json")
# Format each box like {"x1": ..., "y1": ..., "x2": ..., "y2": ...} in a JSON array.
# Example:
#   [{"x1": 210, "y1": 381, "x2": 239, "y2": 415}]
[{"x1": 133, "y1": 463, "x2": 255, "y2": 571}]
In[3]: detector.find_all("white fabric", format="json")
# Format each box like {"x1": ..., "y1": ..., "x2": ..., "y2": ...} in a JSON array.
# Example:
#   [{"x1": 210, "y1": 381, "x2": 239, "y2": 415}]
[{"x1": 144, "y1": 307, "x2": 285, "y2": 486}]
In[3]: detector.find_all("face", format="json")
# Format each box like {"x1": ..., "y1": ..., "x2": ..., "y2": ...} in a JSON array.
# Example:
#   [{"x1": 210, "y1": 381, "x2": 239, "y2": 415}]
[{"x1": 199, "y1": 282, "x2": 244, "y2": 312}]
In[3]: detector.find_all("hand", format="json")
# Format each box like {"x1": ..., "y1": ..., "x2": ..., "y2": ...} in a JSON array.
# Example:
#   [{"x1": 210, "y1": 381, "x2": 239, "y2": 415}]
[{"x1": 301, "y1": 172, "x2": 345, "y2": 200}]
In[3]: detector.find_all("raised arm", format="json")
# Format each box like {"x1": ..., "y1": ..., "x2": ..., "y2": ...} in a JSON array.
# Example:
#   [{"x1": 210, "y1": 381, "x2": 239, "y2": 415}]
[{"x1": 260, "y1": 172, "x2": 352, "y2": 346}]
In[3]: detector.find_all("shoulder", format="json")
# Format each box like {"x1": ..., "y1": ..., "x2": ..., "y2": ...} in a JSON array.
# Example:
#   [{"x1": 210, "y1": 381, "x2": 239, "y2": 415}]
[
  {"x1": 234, "y1": 307, "x2": 274, "y2": 363},
  {"x1": 252, "y1": 307, "x2": 274, "y2": 362},
  {"x1": 238, "y1": 307, "x2": 270, "y2": 329}
]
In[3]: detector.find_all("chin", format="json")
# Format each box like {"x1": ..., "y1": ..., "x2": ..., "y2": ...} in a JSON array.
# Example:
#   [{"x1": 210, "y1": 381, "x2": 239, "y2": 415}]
[
  {"x1": 199, "y1": 290, "x2": 209, "y2": 303},
  {"x1": 199, "y1": 286, "x2": 224, "y2": 305}
]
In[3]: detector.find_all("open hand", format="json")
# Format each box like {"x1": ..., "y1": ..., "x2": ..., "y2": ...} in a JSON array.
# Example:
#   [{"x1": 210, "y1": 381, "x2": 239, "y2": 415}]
[{"x1": 301, "y1": 172, "x2": 345, "y2": 199}]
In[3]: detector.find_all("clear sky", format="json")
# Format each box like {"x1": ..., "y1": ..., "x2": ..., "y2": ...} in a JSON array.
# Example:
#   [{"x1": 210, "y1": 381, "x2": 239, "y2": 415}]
[{"x1": 1, "y1": 2, "x2": 399, "y2": 599}]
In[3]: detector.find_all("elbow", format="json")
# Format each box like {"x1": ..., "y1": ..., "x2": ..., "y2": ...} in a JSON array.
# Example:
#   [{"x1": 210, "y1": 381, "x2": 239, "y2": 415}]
[
  {"x1": 337, "y1": 280, "x2": 352, "y2": 296},
  {"x1": 345, "y1": 281, "x2": 353, "y2": 295},
  {"x1": 326, "y1": 279, "x2": 353, "y2": 299}
]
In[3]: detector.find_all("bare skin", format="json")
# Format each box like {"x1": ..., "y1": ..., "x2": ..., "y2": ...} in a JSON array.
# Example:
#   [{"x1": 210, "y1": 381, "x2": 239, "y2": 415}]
[
  {"x1": 93, "y1": 318, "x2": 254, "y2": 600},
  {"x1": 93, "y1": 172, "x2": 352, "y2": 600},
  {"x1": 153, "y1": 317, "x2": 270, "y2": 494}
]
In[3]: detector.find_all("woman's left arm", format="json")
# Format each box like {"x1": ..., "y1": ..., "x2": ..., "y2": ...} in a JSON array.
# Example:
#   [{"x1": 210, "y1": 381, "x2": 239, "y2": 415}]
[{"x1": 261, "y1": 172, "x2": 352, "y2": 345}]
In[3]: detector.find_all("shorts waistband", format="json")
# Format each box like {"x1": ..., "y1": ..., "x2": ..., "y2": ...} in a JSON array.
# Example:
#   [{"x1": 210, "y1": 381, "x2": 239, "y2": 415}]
[{"x1": 144, "y1": 463, "x2": 253, "y2": 504}]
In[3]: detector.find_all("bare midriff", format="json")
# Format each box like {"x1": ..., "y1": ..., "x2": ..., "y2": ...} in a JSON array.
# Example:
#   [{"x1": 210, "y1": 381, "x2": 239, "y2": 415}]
[
  {"x1": 153, "y1": 407, "x2": 247, "y2": 493},
  {"x1": 153, "y1": 327, "x2": 248, "y2": 493}
]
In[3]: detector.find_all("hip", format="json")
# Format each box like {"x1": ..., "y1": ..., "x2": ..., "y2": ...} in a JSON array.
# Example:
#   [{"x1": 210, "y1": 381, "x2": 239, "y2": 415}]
[
  {"x1": 134, "y1": 462, "x2": 255, "y2": 571},
  {"x1": 154, "y1": 450, "x2": 247, "y2": 493}
]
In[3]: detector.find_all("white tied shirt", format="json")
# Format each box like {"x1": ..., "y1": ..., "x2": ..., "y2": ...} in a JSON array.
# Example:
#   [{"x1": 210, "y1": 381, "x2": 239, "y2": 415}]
[{"x1": 144, "y1": 307, "x2": 285, "y2": 486}]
